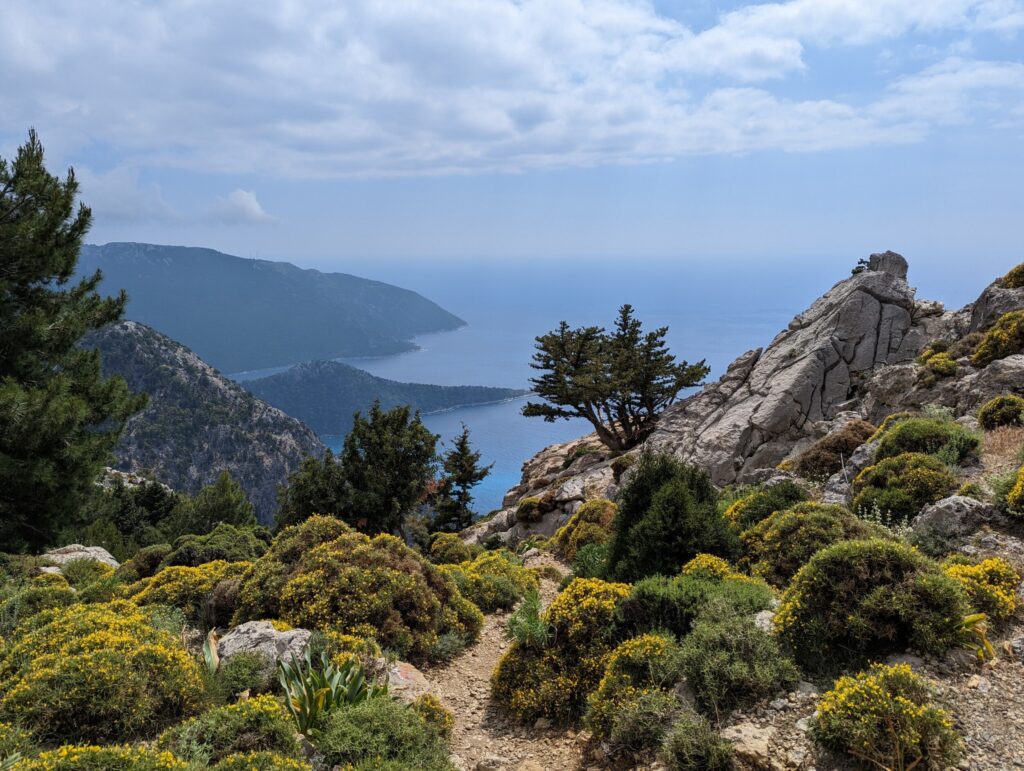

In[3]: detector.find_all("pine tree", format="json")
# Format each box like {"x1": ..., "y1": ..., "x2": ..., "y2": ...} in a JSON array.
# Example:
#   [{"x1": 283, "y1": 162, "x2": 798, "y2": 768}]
[
  {"x1": 433, "y1": 424, "x2": 492, "y2": 532},
  {"x1": 165, "y1": 470, "x2": 256, "y2": 537},
  {"x1": 0, "y1": 130, "x2": 145, "y2": 551},
  {"x1": 338, "y1": 401, "x2": 438, "y2": 535},
  {"x1": 523, "y1": 305, "x2": 708, "y2": 451},
  {"x1": 275, "y1": 449, "x2": 346, "y2": 529}
]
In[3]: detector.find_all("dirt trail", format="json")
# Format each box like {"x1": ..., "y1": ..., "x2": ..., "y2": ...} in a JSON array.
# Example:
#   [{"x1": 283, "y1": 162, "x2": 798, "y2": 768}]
[{"x1": 425, "y1": 555, "x2": 586, "y2": 771}]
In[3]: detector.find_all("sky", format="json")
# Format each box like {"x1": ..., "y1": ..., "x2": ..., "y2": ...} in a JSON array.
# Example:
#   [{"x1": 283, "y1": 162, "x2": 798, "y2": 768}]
[{"x1": 2, "y1": 0, "x2": 1023, "y2": 281}]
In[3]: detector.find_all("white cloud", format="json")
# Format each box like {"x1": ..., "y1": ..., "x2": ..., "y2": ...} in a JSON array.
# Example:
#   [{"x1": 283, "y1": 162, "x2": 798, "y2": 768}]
[
  {"x1": 75, "y1": 165, "x2": 178, "y2": 222},
  {"x1": 0, "y1": 0, "x2": 1021, "y2": 177},
  {"x1": 206, "y1": 190, "x2": 276, "y2": 225}
]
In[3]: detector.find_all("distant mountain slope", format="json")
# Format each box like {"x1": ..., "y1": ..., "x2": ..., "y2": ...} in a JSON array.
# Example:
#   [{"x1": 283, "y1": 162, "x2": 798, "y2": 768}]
[
  {"x1": 79, "y1": 242, "x2": 466, "y2": 373},
  {"x1": 244, "y1": 359, "x2": 528, "y2": 435},
  {"x1": 86, "y1": 321, "x2": 326, "y2": 524}
]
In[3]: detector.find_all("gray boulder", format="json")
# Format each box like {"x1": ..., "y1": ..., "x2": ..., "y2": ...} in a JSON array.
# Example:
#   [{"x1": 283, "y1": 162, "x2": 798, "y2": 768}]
[
  {"x1": 41, "y1": 544, "x2": 120, "y2": 569},
  {"x1": 969, "y1": 279, "x2": 1024, "y2": 332},
  {"x1": 218, "y1": 620, "x2": 312, "y2": 664},
  {"x1": 910, "y1": 496, "x2": 1000, "y2": 542},
  {"x1": 648, "y1": 253, "x2": 937, "y2": 484}
]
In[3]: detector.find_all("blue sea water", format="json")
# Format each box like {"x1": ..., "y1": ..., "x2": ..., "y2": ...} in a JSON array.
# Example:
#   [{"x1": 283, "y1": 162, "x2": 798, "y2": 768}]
[{"x1": 308, "y1": 257, "x2": 851, "y2": 514}]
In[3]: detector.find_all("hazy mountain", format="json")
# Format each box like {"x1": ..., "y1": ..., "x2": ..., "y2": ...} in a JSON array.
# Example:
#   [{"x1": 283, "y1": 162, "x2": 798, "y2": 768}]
[
  {"x1": 78, "y1": 242, "x2": 466, "y2": 373},
  {"x1": 87, "y1": 321, "x2": 326, "y2": 523},
  {"x1": 244, "y1": 359, "x2": 528, "y2": 435}
]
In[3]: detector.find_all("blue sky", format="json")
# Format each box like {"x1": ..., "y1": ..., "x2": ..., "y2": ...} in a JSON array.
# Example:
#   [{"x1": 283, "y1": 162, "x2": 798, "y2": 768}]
[{"x1": 1, "y1": 0, "x2": 1022, "y2": 280}]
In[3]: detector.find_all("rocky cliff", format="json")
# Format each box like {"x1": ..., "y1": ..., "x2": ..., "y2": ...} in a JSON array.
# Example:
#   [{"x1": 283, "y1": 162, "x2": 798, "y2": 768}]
[
  {"x1": 468, "y1": 252, "x2": 1024, "y2": 546},
  {"x1": 87, "y1": 321, "x2": 326, "y2": 523}
]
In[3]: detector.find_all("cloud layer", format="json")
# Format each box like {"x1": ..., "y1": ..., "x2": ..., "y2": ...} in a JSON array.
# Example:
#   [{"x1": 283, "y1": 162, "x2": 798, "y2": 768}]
[{"x1": 1, "y1": 0, "x2": 1022, "y2": 178}]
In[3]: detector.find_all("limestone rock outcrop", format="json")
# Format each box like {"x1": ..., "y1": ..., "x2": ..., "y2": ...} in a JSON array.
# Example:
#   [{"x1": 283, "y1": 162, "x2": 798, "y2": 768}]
[
  {"x1": 41, "y1": 544, "x2": 120, "y2": 569},
  {"x1": 218, "y1": 620, "x2": 312, "y2": 664}
]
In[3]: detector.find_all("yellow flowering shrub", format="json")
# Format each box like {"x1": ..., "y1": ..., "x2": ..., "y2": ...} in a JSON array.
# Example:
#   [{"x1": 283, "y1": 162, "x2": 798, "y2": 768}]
[
  {"x1": 740, "y1": 502, "x2": 884, "y2": 586},
  {"x1": 439, "y1": 550, "x2": 537, "y2": 612},
  {"x1": 128, "y1": 560, "x2": 251, "y2": 625},
  {"x1": 1008, "y1": 464, "x2": 1024, "y2": 511},
  {"x1": 232, "y1": 516, "x2": 482, "y2": 663},
  {"x1": 789, "y1": 419, "x2": 877, "y2": 481},
  {"x1": 585, "y1": 633, "x2": 683, "y2": 743},
  {"x1": 412, "y1": 694, "x2": 455, "y2": 740},
  {"x1": 550, "y1": 499, "x2": 617, "y2": 561},
  {"x1": 943, "y1": 557, "x2": 1020, "y2": 622},
  {"x1": 0, "y1": 582, "x2": 77, "y2": 636},
  {"x1": 0, "y1": 720, "x2": 35, "y2": 761},
  {"x1": 1003, "y1": 262, "x2": 1024, "y2": 289},
  {"x1": 0, "y1": 601, "x2": 204, "y2": 744},
  {"x1": 977, "y1": 394, "x2": 1024, "y2": 430},
  {"x1": 972, "y1": 309, "x2": 1024, "y2": 366},
  {"x1": 10, "y1": 745, "x2": 187, "y2": 770},
  {"x1": 812, "y1": 664, "x2": 962, "y2": 770},
  {"x1": 775, "y1": 540, "x2": 969, "y2": 672},
  {"x1": 208, "y1": 753, "x2": 312, "y2": 771},
  {"x1": 852, "y1": 452, "x2": 957, "y2": 525},
  {"x1": 323, "y1": 632, "x2": 382, "y2": 670},
  {"x1": 156, "y1": 695, "x2": 300, "y2": 764},
  {"x1": 428, "y1": 532, "x2": 475, "y2": 565},
  {"x1": 722, "y1": 481, "x2": 807, "y2": 530},
  {"x1": 491, "y1": 578, "x2": 630, "y2": 723},
  {"x1": 680, "y1": 553, "x2": 734, "y2": 579}
]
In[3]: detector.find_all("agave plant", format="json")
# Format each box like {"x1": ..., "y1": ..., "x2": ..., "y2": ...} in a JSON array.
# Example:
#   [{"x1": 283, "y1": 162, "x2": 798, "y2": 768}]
[{"x1": 278, "y1": 648, "x2": 388, "y2": 733}]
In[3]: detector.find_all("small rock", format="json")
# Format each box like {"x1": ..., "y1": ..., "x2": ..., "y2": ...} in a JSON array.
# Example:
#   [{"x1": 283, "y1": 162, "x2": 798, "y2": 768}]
[
  {"x1": 476, "y1": 755, "x2": 510, "y2": 770},
  {"x1": 218, "y1": 620, "x2": 311, "y2": 665},
  {"x1": 795, "y1": 716, "x2": 813, "y2": 733},
  {"x1": 769, "y1": 698, "x2": 788, "y2": 711},
  {"x1": 533, "y1": 717, "x2": 552, "y2": 730}
]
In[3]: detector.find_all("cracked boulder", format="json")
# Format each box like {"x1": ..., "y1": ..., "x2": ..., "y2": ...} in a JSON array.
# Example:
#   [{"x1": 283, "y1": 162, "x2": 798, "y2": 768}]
[{"x1": 647, "y1": 252, "x2": 941, "y2": 484}]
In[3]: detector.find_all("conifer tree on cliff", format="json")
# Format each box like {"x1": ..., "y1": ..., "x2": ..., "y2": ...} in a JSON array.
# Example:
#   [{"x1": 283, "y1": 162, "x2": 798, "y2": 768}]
[
  {"x1": 0, "y1": 130, "x2": 144, "y2": 551},
  {"x1": 433, "y1": 423, "x2": 492, "y2": 533},
  {"x1": 523, "y1": 305, "x2": 708, "y2": 451}
]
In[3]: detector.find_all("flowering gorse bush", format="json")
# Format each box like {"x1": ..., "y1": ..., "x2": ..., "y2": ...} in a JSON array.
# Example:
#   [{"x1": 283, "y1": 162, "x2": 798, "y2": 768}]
[
  {"x1": 972, "y1": 310, "x2": 1024, "y2": 366},
  {"x1": 812, "y1": 663, "x2": 962, "y2": 771},
  {"x1": 491, "y1": 578, "x2": 630, "y2": 723},
  {"x1": 943, "y1": 556, "x2": 1020, "y2": 622},
  {"x1": 127, "y1": 560, "x2": 251, "y2": 625},
  {"x1": 550, "y1": 499, "x2": 617, "y2": 561},
  {"x1": 9, "y1": 745, "x2": 187, "y2": 770},
  {"x1": 438, "y1": 550, "x2": 537, "y2": 612},
  {"x1": 232, "y1": 516, "x2": 482, "y2": 662},
  {"x1": 0, "y1": 601, "x2": 203, "y2": 744}
]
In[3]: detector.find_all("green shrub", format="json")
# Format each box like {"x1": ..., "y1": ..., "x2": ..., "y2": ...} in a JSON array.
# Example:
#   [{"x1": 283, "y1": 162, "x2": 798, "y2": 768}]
[
  {"x1": 156, "y1": 694, "x2": 300, "y2": 764},
  {"x1": 505, "y1": 588, "x2": 550, "y2": 649},
  {"x1": 679, "y1": 606, "x2": 799, "y2": 716},
  {"x1": 439, "y1": 550, "x2": 537, "y2": 612},
  {"x1": 852, "y1": 452, "x2": 958, "y2": 526},
  {"x1": 789, "y1": 420, "x2": 876, "y2": 481},
  {"x1": 1003, "y1": 262, "x2": 1024, "y2": 289},
  {"x1": 491, "y1": 578, "x2": 630, "y2": 723},
  {"x1": 60, "y1": 559, "x2": 114, "y2": 589},
  {"x1": 978, "y1": 394, "x2": 1024, "y2": 430},
  {"x1": 920, "y1": 351, "x2": 957, "y2": 380},
  {"x1": 813, "y1": 663, "x2": 962, "y2": 770},
  {"x1": 316, "y1": 698, "x2": 455, "y2": 771},
  {"x1": 160, "y1": 523, "x2": 269, "y2": 568},
  {"x1": 615, "y1": 568, "x2": 773, "y2": 641},
  {"x1": 874, "y1": 417, "x2": 979, "y2": 465},
  {"x1": 0, "y1": 601, "x2": 203, "y2": 744},
  {"x1": 607, "y1": 690, "x2": 680, "y2": 755},
  {"x1": 571, "y1": 542, "x2": 610, "y2": 579},
  {"x1": 659, "y1": 712, "x2": 734, "y2": 771},
  {"x1": 722, "y1": 480, "x2": 808, "y2": 531},
  {"x1": 550, "y1": 499, "x2": 617, "y2": 560},
  {"x1": 740, "y1": 502, "x2": 885, "y2": 586},
  {"x1": 972, "y1": 310, "x2": 1024, "y2": 366},
  {"x1": 515, "y1": 496, "x2": 546, "y2": 524},
  {"x1": 0, "y1": 582, "x2": 77, "y2": 638},
  {"x1": 427, "y1": 533, "x2": 475, "y2": 565},
  {"x1": 607, "y1": 456, "x2": 738, "y2": 582},
  {"x1": 586, "y1": 633, "x2": 685, "y2": 743},
  {"x1": 411, "y1": 694, "x2": 454, "y2": 740},
  {"x1": 207, "y1": 651, "x2": 276, "y2": 704},
  {"x1": 0, "y1": 721, "x2": 35, "y2": 763},
  {"x1": 9, "y1": 745, "x2": 188, "y2": 770},
  {"x1": 113, "y1": 544, "x2": 172, "y2": 582},
  {"x1": 1007, "y1": 464, "x2": 1024, "y2": 513},
  {"x1": 232, "y1": 516, "x2": 482, "y2": 663},
  {"x1": 209, "y1": 753, "x2": 312, "y2": 771},
  {"x1": 128, "y1": 560, "x2": 251, "y2": 626},
  {"x1": 775, "y1": 539, "x2": 970, "y2": 671}
]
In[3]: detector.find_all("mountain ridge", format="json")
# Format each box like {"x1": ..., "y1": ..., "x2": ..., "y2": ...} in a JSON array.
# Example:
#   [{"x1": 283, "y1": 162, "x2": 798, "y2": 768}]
[
  {"x1": 243, "y1": 358, "x2": 528, "y2": 435},
  {"x1": 78, "y1": 242, "x2": 466, "y2": 373}
]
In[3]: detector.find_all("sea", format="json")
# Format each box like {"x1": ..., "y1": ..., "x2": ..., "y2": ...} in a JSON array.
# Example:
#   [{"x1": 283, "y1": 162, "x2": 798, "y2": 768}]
[{"x1": 237, "y1": 255, "x2": 984, "y2": 514}]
